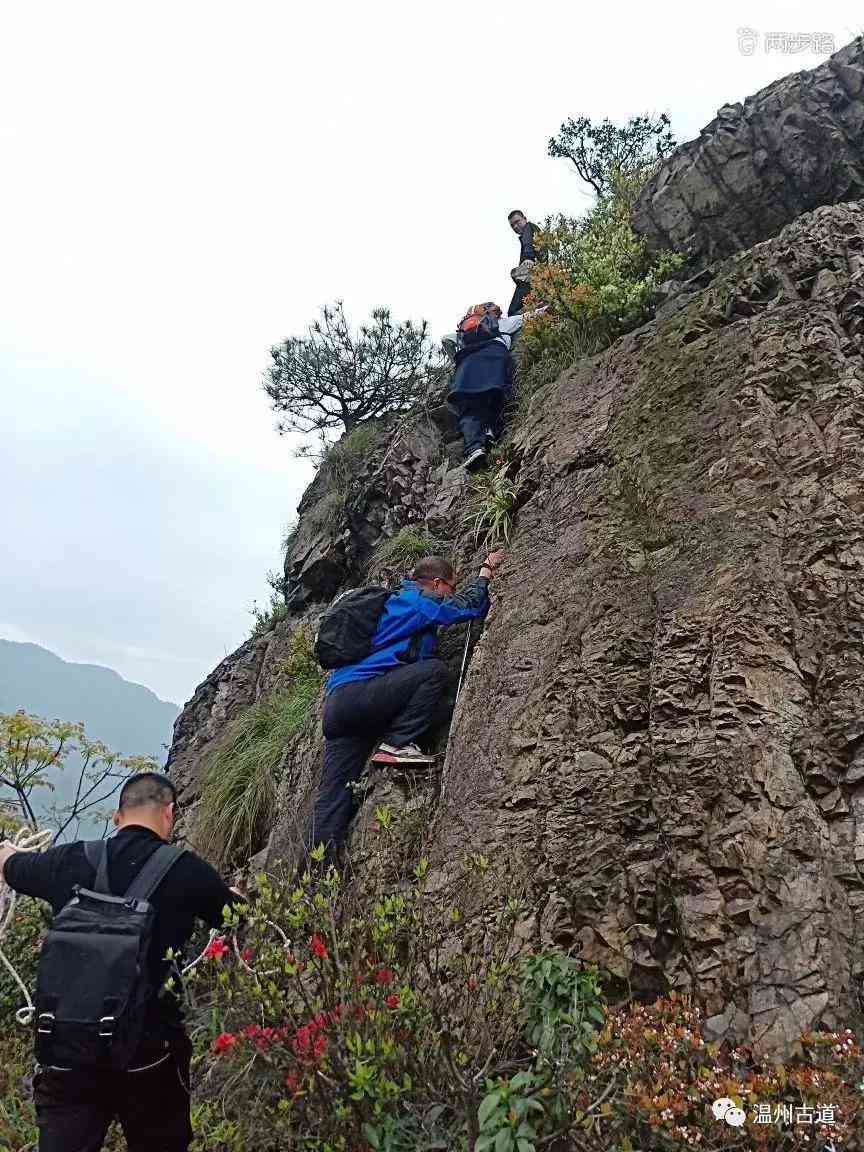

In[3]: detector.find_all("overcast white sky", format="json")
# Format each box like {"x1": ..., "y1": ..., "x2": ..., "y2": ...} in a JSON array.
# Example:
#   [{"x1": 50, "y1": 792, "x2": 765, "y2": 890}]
[{"x1": 2, "y1": 1, "x2": 861, "y2": 706}]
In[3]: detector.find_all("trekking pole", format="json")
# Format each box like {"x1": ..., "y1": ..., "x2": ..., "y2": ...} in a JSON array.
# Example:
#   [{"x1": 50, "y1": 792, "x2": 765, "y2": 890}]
[{"x1": 455, "y1": 620, "x2": 476, "y2": 700}]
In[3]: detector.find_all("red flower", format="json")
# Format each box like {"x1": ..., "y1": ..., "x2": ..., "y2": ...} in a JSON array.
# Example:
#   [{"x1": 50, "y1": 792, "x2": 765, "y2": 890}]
[
  {"x1": 212, "y1": 1032, "x2": 237, "y2": 1054},
  {"x1": 241, "y1": 1024, "x2": 261, "y2": 1038},
  {"x1": 241, "y1": 947, "x2": 254, "y2": 963},
  {"x1": 310, "y1": 934, "x2": 328, "y2": 960},
  {"x1": 293, "y1": 1021, "x2": 329, "y2": 1064},
  {"x1": 385, "y1": 993, "x2": 400, "y2": 1009},
  {"x1": 204, "y1": 936, "x2": 230, "y2": 960},
  {"x1": 285, "y1": 1069, "x2": 301, "y2": 1094},
  {"x1": 373, "y1": 967, "x2": 395, "y2": 986}
]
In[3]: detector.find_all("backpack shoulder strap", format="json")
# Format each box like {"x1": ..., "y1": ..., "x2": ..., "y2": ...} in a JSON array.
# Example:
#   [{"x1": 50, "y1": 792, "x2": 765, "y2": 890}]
[
  {"x1": 84, "y1": 840, "x2": 111, "y2": 894},
  {"x1": 124, "y1": 844, "x2": 187, "y2": 902}
]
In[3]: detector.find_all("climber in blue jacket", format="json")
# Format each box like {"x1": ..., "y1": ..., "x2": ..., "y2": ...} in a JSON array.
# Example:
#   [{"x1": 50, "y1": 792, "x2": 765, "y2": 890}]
[{"x1": 308, "y1": 550, "x2": 503, "y2": 864}]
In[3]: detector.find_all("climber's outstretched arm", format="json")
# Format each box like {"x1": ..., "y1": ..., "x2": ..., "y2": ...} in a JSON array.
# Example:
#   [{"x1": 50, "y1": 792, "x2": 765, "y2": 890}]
[{"x1": 412, "y1": 551, "x2": 504, "y2": 627}]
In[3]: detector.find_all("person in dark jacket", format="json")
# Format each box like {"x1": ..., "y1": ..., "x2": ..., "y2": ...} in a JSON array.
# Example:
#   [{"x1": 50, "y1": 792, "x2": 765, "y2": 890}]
[
  {"x1": 0, "y1": 772, "x2": 243, "y2": 1152},
  {"x1": 507, "y1": 209, "x2": 544, "y2": 316},
  {"x1": 443, "y1": 303, "x2": 544, "y2": 470},
  {"x1": 308, "y1": 551, "x2": 503, "y2": 863}
]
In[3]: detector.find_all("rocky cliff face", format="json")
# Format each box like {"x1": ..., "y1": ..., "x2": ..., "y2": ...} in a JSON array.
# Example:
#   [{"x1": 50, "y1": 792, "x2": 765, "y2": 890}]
[
  {"x1": 167, "y1": 48, "x2": 864, "y2": 1056},
  {"x1": 433, "y1": 200, "x2": 864, "y2": 1056},
  {"x1": 634, "y1": 38, "x2": 864, "y2": 268}
]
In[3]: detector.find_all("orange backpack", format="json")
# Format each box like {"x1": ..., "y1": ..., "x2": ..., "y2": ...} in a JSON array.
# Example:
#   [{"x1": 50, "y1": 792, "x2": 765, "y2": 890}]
[{"x1": 456, "y1": 303, "x2": 502, "y2": 354}]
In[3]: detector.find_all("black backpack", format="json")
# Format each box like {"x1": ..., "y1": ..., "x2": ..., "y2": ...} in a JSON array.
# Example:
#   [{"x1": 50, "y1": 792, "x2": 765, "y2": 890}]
[
  {"x1": 34, "y1": 839, "x2": 185, "y2": 1070},
  {"x1": 314, "y1": 586, "x2": 392, "y2": 669}
]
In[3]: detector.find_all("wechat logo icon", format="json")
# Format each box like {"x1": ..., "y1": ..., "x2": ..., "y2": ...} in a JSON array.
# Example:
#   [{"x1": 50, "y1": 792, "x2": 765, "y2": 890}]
[{"x1": 713, "y1": 1097, "x2": 746, "y2": 1127}]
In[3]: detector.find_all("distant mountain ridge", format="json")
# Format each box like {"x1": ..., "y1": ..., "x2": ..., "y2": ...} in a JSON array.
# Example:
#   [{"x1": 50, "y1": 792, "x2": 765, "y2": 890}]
[
  {"x1": 0, "y1": 640, "x2": 180, "y2": 834},
  {"x1": 0, "y1": 640, "x2": 179, "y2": 755}
]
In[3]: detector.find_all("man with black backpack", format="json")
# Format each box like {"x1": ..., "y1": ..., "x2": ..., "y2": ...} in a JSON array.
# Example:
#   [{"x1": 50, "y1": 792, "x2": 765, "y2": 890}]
[
  {"x1": 0, "y1": 771, "x2": 242, "y2": 1152},
  {"x1": 443, "y1": 302, "x2": 540, "y2": 470},
  {"x1": 309, "y1": 551, "x2": 503, "y2": 865}
]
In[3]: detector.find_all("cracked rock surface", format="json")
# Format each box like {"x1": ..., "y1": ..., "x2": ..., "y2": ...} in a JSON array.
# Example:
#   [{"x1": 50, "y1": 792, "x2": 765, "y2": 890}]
[
  {"x1": 167, "y1": 197, "x2": 864, "y2": 1056},
  {"x1": 430, "y1": 202, "x2": 864, "y2": 1055},
  {"x1": 633, "y1": 38, "x2": 864, "y2": 267}
]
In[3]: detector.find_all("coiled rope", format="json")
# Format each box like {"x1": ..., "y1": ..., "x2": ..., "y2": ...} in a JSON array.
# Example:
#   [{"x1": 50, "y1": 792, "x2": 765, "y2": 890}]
[
  {"x1": 1, "y1": 830, "x2": 291, "y2": 1024},
  {"x1": 0, "y1": 827, "x2": 54, "y2": 1025}
]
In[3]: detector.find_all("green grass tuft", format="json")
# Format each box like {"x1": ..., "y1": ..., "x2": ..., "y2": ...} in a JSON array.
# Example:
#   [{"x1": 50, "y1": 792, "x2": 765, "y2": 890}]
[
  {"x1": 465, "y1": 464, "x2": 521, "y2": 549},
  {"x1": 372, "y1": 525, "x2": 442, "y2": 571},
  {"x1": 195, "y1": 631, "x2": 321, "y2": 868},
  {"x1": 321, "y1": 424, "x2": 381, "y2": 500}
]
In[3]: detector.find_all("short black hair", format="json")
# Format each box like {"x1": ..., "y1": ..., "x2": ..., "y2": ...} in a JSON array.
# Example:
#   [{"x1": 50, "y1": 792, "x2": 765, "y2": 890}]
[
  {"x1": 508, "y1": 209, "x2": 525, "y2": 219},
  {"x1": 412, "y1": 556, "x2": 456, "y2": 583},
  {"x1": 118, "y1": 771, "x2": 177, "y2": 811}
]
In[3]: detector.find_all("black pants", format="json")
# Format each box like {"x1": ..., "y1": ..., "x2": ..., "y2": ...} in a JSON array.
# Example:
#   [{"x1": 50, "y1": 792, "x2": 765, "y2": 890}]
[
  {"x1": 34, "y1": 1037, "x2": 192, "y2": 1152},
  {"x1": 449, "y1": 391, "x2": 506, "y2": 458},
  {"x1": 508, "y1": 280, "x2": 531, "y2": 316},
  {"x1": 309, "y1": 660, "x2": 450, "y2": 861}
]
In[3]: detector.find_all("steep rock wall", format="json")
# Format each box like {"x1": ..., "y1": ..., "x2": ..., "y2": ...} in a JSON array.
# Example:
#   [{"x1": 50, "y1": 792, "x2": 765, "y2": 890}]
[
  {"x1": 167, "y1": 405, "x2": 474, "y2": 845},
  {"x1": 633, "y1": 38, "x2": 864, "y2": 267},
  {"x1": 168, "y1": 200, "x2": 864, "y2": 1056},
  {"x1": 428, "y1": 202, "x2": 864, "y2": 1055}
]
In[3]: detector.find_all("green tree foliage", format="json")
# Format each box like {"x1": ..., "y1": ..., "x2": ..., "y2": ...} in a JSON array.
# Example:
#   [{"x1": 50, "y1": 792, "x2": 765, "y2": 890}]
[
  {"x1": 517, "y1": 113, "x2": 684, "y2": 392},
  {"x1": 547, "y1": 112, "x2": 677, "y2": 200},
  {"x1": 519, "y1": 192, "x2": 684, "y2": 371},
  {"x1": 265, "y1": 302, "x2": 442, "y2": 437},
  {"x1": 0, "y1": 711, "x2": 156, "y2": 843}
]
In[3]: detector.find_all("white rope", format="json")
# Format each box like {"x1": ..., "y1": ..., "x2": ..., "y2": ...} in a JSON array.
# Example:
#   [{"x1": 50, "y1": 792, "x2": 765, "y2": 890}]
[
  {"x1": 1, "y1": 834, "x2": 293, "y2": 1021},
  {"x1": 0, "y1": 827, "x2": 54, "y2": 1026},
  {"x1": 181, "y1": 930, "x2": 219, "y2": 975},
  {"x1": 182, "y1": 919, "x2": 291, "y2": 979}
]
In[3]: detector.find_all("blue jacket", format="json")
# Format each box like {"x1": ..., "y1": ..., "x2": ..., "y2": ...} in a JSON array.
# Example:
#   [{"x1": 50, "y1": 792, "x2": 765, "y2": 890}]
[
  {"x1": 450, "y1": 340, "x2": 514, "y2": 397},
  {"x1": 326, "y1": 577, "x2": 490, "y2": 694}
]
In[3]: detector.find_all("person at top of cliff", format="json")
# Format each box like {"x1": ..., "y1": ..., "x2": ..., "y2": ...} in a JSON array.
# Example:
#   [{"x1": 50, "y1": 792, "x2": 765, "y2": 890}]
[
  {"x1": 507, "y1": 209, "x2": 545, "y2": 316},
  {"x1": 442, "y1": 301, "x2": 546, "y2": 471},
  {"x1": 0, "y1": 771, "x2": 244, "y2": 1152},
  {"x1": 308, "y1": 550, "x2": 504, "y2": 865}
]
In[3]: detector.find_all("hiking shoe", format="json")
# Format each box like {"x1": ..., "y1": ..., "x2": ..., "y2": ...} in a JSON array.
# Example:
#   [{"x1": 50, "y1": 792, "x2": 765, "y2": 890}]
[
  {"x1": 463, "y1": 447, "x2": 487, "y2": 471},
  {"x1": 374, "y1": 742, "x2": 435, "y2": 763}
]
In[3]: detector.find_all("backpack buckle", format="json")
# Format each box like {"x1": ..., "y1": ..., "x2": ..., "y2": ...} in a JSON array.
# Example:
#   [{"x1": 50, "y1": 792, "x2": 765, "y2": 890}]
[
  {"x1": 98, "y1": 1015, "x2": 116, "y2": 1038},
  {"x1": 37, "y1": 1012, "x2": 55, "y2": 1035}
]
